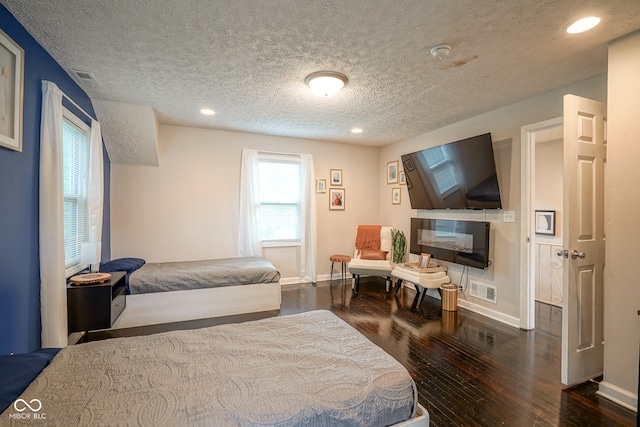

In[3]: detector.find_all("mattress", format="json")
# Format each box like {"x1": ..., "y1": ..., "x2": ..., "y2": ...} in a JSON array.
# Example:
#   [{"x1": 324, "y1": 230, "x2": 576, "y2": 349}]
[
  {"x1": 128, "y1": 256, "x2": 280, "y2": 294},
  {"x1": 2, "y1": 311, "x2": 417, "y2": 426}
]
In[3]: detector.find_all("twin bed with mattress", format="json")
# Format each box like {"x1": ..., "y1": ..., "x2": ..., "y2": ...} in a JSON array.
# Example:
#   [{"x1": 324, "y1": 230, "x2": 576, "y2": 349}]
[
  {"x1": 1, "y1": 310, "x2": 428, "y2": 426},
  {"x1": 98, "y1": 256, "x2": 282, "y2": 329}
]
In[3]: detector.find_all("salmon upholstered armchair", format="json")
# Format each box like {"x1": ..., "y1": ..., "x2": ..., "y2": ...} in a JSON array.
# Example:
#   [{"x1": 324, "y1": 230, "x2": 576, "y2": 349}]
[{"x1": 347, "y1": 225, "x2": 394, "y2": 295}]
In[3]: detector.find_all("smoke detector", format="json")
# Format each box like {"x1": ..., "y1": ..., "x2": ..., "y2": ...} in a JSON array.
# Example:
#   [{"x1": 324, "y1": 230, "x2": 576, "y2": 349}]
[{"x1": 429, "y1": 44, "x2": 452, "y2": 60}]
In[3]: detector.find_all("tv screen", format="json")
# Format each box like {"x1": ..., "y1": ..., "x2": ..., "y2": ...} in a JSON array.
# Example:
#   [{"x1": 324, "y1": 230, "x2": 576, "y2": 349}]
[{"x1": 401, "y1": 133, "x2": 502, "y2": 210}]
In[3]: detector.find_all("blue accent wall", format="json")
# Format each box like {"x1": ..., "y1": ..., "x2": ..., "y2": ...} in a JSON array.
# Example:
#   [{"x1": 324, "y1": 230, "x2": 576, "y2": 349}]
[{"x1": 0, "y1": 5, "x2": 111, "y2": 355}]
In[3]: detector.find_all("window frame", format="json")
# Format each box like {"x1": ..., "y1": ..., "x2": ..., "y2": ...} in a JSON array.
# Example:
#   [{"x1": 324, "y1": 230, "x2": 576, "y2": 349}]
[
  {"x1": 257, "y1": 153, "x2": 302, "y2": 247},
  {"x1": 62, "y1": 107, "x2": 91, "y2": 277}
]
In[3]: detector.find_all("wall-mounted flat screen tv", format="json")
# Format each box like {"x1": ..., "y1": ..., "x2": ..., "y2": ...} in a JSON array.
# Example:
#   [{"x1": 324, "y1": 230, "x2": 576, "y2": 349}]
[{"x1": 401, "y1": 133, "x2": 502, "y2": 210}]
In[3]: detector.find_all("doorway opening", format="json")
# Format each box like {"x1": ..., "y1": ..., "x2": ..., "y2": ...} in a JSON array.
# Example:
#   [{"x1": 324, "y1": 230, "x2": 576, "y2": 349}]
[{"x1": 520, "y1": 117, "x2": 563, "y2": 331}]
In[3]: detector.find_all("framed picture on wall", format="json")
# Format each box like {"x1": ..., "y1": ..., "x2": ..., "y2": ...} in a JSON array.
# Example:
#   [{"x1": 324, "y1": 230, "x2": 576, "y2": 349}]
[
  {"x1": 329, "y1": 188, "x2": 345, "y2": 210},
  {"x1": 391, "y1": 187, "x2": 401, "y2": 205},
  {"x1": 316, "y1": 179, "x2": 326, "y2": 193},
  {"x1": 535, "y1": 210, "x2": 555, "y2": 235},
  {"x1": 0, "y1": 29, "x2": 24, "y2": 152},
  {"x1": 387, "y1": 161, "x2": 398, "y2": 184},
  {"x1": 399, "y1": 171, "x2": 406, "y2": 185},
  {"x1": 330, "y1": 169, "x2": 342, "y2": 186}
]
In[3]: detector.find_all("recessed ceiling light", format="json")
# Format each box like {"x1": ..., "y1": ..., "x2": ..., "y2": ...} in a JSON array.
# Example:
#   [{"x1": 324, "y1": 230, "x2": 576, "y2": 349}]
[
  {"x1": 305, "y1": 71, "x2": 348, "y2": 97},
  {"x1": 351, "y1": 128, "x2": 363, "y2": 134},
  {"x1": 200, "y1": 108, "x2": 216, "y2": 116},
  {"x1": 566, "y1": 16, "x2": 600, "y2": 34}
]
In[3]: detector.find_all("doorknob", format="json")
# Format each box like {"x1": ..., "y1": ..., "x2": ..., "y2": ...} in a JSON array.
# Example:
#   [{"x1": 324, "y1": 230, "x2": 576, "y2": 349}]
[
  {"x1": 556, "y1": 249, "x2": 568, "y2": 258},
  {"x1": 571, "y1": 250, "x2": 586, "y2": 259}
]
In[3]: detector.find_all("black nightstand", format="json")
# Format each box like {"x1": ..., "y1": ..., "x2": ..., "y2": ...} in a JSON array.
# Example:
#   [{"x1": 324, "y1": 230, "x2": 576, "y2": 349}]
[{"x1": 67, "y1": 271, "x2": 126, "y2": 332}]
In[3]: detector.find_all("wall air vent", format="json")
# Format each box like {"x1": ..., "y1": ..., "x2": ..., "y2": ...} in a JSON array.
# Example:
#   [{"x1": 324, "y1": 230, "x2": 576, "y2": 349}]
[
  {"x1": 470, "y1": 281, "x2": 497, "y2": 304},
  {"x1": 70, "y1": 69, "x2": 100, "y2": 87}
]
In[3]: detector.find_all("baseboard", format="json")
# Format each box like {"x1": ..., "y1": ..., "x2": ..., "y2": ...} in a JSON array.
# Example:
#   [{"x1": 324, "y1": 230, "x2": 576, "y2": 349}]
[
  {"x1": 597, "y1": 381, "x2": 638, "y2": 412},
  {"x1": 280, "y1": 274, "x2": 352, "y2": 285},
  {"x1": 457, "y1": 297, "x2": 521, "y2": 329}
]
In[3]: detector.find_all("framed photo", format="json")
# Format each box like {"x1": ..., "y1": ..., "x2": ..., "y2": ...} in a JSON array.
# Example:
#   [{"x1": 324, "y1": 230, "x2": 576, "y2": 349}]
[
  {"x1": 535, "y1": 210, "x2": 555, "y2": 235},
  {"x1": 418, "y1": 253, "x2": 432, "y2": 268},
  {"x1": 399, "y1": 170, "x2": 406, "y2": 185},
  {"x1": 387, "y1": 161, "x2": 398, "y2": 184},
  {"x1": 403, "y1": 158, "x2": 415, "y2": 172},
  {"x1": 329, "y1": 188, "x2": 345, "y2": 210},
  {"x1": 330, "y1": 169, "x2": 342, "y2": 186},
  {"x1": 316, "y1": 179, "x2": 326, "y2": 193},
  {"x1": 0, "y1": 29, "x2": 24, "y2": 152},
  {"x1": 391, "y1": 187, "x2": 401, "y2": 205}
]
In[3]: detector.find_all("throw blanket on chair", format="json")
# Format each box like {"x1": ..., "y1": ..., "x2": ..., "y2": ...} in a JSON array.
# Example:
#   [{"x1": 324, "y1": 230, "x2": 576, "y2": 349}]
[{"x1": 356, "y1": 225, "x2": 382, "y2": 251}]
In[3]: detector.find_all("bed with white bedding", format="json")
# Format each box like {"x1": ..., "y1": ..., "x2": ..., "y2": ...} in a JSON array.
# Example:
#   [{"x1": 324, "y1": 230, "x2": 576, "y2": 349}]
[
  {"x1": 1, "y1": 311, "x2": 428, "y2": 426},
  {"x1": 100, "y1": 256, "x2": 282, "y2": 329}
]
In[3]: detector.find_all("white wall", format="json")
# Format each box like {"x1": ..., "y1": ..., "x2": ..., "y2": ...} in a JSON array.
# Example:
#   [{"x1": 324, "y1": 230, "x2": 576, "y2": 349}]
[
  {"x1": 110, "y1": 126, "x2": 380, "y2": 280},
  {"x1": 600, "y1": 30, "x2": 640, "y2": 411},
  {"x1": 534, "y1": 138, "x2": 563, "y2": 244},
  {"x1": 378, "y1": 75, "x2": 607, "y2": 324}
]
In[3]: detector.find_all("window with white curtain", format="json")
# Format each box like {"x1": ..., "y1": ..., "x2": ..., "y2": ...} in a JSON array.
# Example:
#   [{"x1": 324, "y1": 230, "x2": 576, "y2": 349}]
[
  {"x1": 257, "y1": 154, "x2": 301, "y2": 244},
  {"x1": 62, "y1": 109, "x2": 90, "y2": 275}
]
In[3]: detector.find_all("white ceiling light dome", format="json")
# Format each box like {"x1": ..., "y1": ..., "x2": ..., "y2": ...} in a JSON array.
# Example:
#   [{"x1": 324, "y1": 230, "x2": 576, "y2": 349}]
[{"x1": 305, "y1": 71, "x2": 348, "y2": 97}]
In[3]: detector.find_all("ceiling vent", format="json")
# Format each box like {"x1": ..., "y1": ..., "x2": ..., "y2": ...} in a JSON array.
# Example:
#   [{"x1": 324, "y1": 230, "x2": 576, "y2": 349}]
[{"x1": 70, "y1": 69, "x2": 100, "y2": 87}]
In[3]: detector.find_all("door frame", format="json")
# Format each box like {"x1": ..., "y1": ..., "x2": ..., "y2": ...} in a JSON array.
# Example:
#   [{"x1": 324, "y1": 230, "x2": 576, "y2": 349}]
[{"x1": 519, "y1": 116, "x2": 563, "y2": 330}]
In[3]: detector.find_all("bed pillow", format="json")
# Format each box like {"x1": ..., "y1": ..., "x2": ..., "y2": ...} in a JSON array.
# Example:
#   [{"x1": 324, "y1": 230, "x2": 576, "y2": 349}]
[
  {"x1": 100, "y1": 258, "x2": 145, "y2": 294},
  {"x1": 0, "y1": 348, "x2": 61, "y2": 413},
  {"x1": 100, "y1": 257, "x2": 145, "y2": 274},
  {"x1": 359, "y1": 249, "x2": 389, "y2": 260}
]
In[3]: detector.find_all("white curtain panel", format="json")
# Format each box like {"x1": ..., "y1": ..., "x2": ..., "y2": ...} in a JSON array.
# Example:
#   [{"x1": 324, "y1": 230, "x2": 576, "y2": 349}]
[
  {"x1": 87, "y1": 119, "x2": 104, "y2": 262},
  {"x1": 238, "y1": 148, "x2": 262, "y2": 257},
  {"x1": 39, "y1": 81, "x2": 67, "y2": 348},
  {"x1": 299, "y1": 154, "x2": 317, "y2": 283}
]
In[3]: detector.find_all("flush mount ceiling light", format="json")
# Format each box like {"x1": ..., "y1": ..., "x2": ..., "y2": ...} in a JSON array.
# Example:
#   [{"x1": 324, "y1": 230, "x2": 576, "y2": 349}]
[
  {"x1": 200, "y1": 108, "x2": 215, "y2": 116},
  {"x1": 566, "y1": 16, "x2": 601, "y2": 34},
  {"x1": 305, "y1": 71, "x2": 348, "y2": 97},
  {"x1": 351, "y1": 128, "x2": 363, "y2": 134},
  {"x1": 429, "y1": 44, "x2": 452, "y2": 60}
]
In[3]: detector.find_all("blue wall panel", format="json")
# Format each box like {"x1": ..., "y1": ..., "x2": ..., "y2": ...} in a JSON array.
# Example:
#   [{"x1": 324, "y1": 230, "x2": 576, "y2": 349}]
[{"x1": 0, "y1": 5, "x2": 111, "y2": 355}]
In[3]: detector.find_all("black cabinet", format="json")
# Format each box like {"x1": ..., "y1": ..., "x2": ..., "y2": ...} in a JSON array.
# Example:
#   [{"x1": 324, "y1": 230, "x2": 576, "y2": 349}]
[{"x1": 67, "y1": 271, "x2": 126, "y2": 332}]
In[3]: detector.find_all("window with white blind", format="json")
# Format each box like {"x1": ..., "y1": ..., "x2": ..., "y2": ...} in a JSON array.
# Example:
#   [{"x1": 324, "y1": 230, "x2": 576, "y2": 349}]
[
  {"x1": 62, "y1": 109, "x2": 90, "y2": 275},
  {"x1": 257, "y1": 155, "x2": 301, "y2": 244}
]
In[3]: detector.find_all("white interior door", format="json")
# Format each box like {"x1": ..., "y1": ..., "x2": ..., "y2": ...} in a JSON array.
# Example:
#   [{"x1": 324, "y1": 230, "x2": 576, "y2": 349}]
[{"x1": 561, "y1": 94, "x2": 606, "y2": 386}]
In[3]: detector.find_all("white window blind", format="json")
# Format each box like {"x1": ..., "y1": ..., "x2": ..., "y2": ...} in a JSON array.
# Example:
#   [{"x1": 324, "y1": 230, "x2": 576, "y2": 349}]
[
  {"x1": 62, "y1": 113, "x2": 90, "y2": 273},
  {"x1": 257, "y1": 156, "x2": 300, "y2": 242}
]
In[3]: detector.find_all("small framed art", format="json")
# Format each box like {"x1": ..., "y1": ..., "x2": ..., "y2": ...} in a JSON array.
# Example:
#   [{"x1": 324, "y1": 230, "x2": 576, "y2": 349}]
[
  {"x1": 399, "y1": 170, "x2": 406, "y2": 185},
  {"x1": 391, "y1": 187, "x2": 401, "y2": 205},
  {"x1": 387, "y1": 161, "x2": 398, "y2": 184},
  {"x1": 329, "y1": 188, "x2": 345, "y2": 210},
  {"x1": 316, "y1": 179, "x2": 326, "y2": 193},
  {"x1": 0, "y1": 28, "x2": 24, "y2": 152},
  {"x1": 418, "y1": 253, "x2": 432, "y2": 268},
  {"x1": 535, "y1": 210, "x2": 555, "y2": 235},
  {"x1": 330, "y1": 169, "x2": 342, "y2": 186}
]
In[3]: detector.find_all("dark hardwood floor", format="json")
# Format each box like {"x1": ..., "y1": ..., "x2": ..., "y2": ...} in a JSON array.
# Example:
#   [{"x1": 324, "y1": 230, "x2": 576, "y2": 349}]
[{"x1": 88, "y1": 277, "x2": 635, "y2": 427}]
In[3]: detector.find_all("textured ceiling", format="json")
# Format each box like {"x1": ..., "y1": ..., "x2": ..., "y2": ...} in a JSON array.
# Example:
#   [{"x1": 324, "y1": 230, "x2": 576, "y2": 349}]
[{"x1": 3, "y1": 0, "x2": 640, "y2": 165}]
